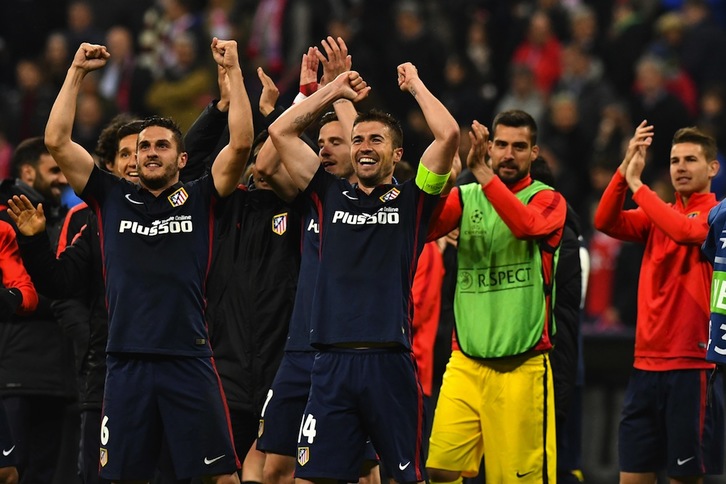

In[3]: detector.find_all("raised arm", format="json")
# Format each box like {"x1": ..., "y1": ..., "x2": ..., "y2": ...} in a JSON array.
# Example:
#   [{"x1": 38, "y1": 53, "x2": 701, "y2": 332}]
[
  {"x1": 318, "y1": 36, "x2": 357, "y2": 146},
  {"x1": 254, "y1": 63, "x2": 303, "y2": 201},
  {"x1": 397, "y1": 62, "x2": 459, "y2": 177},
  {"x1": 593, "y1": 122, "x2": 653, "y2": 241},
  {"x1": 268, "y1": 71, "x2": 369, "y2": 191},
  {"x1": 209, "y1": 38, "x2": 254, "y2": 197},
  {"x1": 45, "y1": 43, "x2": 110, "y2": 194}
]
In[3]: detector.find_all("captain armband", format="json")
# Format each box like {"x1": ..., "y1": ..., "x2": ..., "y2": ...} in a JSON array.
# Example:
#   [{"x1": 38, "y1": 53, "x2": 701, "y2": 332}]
[{"x1": 415, "y1": 163, "x2": 451, "y2": 195}]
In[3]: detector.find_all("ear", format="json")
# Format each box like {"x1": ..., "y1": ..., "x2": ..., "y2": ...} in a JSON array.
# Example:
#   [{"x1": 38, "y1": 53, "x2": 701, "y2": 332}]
[
  {"x1": 530, "y1": 144, "x2": 540, "y2": 161},
  {"x1": 177, "y1": 152, "x2": 188, "y2": 169},
  {"x1": 709, "y1": 159, "x2": 720, "y2": 179},
  {"x1": 18, "y1": 164, "x2": 35, "y2": 185},
  {"x1": 105, "y1": 160, "x2": 114, "y2": 172},
  {"x1": 393, "y1": 147, "x2": 403, "y2": 164}
]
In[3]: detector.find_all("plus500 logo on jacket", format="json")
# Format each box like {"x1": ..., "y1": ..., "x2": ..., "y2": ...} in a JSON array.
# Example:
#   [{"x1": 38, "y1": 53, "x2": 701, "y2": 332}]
[{"x1": 118, "y1": 215, "x2": 193, "y2": 236}]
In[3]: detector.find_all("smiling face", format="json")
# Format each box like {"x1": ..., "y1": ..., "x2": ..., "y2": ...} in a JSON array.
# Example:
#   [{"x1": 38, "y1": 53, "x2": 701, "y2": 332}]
[
  {"x1": 106, "y1": 133, "x2": 139, "y2": 182},
  {"x1": 318, "y1": 120, "x2": 354, "y2": 180},
  {"x1": 488, "y1": 124, "x2": 539, "y2": 184},
  {"x1": 137, "y1": 125, "x2": 187, "y2": 192},
  {"x1": 350, "y1": 121, "x2": 402, "y2": 189},
  {"x1": 669, "y1": 142, "x2": 719, "y2": 201},
  {"x1": 30, "y1": 153, "x2": 68, "y2": 203}
]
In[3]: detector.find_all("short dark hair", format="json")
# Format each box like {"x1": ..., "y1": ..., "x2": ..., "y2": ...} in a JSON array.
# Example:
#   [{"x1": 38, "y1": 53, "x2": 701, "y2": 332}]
[
  {"x1": 95, "y1": 114, "x2": 141, "y2": 166},
  {"x1": 117, "y1": 120, "x2": 145, "y2": 141},
  {"x1": 319, "y1": 111, "x2": 339, "y2": 129},
  {"x1": 140, "y1": 116, "x2": 185, "y2": 152},
  {"x1": 12, "y1": 137, "x2": 48, "y2": 176},
  {"x1": 248, "y1": 129, "x2": 269, "y2": 166},
  {"x1": 354, "y1": 109, "x2": 404, "y2": 149},
  {"x1": 672, "y1": 126, "x2": 717, "y2": 161},
  {"x1": 492, "y1": 109, "x2": 538, "y2": 145}
]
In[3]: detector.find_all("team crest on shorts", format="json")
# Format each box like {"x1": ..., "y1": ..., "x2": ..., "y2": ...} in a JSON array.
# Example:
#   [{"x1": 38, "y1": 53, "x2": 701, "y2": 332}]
[
  {"x1": 297, "y1": 447, "x2": 309, "y2": 466},
  {"x1": 99, "y1": 447, "x2": 108, "y2": 467},
  {"x1": 258, "y1": 419, "x2": 264, "y2": 438},
  {"x1": 272, "y1": 212, "x2": 288, "y2": 235},
  {"x1": 379, "y1": 187, "x2": 400, "y2": 203},
  {"x1": 168, "y1": 187, "x2": 189, "y2": 207}
]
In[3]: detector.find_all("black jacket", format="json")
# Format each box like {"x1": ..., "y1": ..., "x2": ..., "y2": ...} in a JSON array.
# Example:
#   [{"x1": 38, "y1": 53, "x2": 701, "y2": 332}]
[
  {"x1": 184, "y1": 101, "x2": 301, "y2": 414},
  {"x1": 549, "y1": 205, "x2": 583, "y2": 428},
  {"x1": 17, "y1": 207, "x2": 107, "y2": 409},
  {"x1": 0, "y1": 179, "x2": 76, "y2": 398},
  {"x1": 205, "y1": 188, "x2": 300, "y2": 413}
]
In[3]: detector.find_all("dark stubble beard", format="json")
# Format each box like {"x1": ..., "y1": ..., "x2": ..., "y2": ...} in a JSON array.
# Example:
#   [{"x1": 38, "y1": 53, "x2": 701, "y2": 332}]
[{"x1": 140, "y1": 164, "x2": 178, "y2": 191}]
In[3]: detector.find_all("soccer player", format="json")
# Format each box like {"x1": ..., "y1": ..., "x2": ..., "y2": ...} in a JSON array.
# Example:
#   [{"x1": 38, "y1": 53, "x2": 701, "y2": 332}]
[
  {"x1": 595, "y1": 122, "x2": 723, "y2": 483},
  {"x1": 44, "y1": 38, "x2": 253, "y2": 484},
  {"x1": 254, "y1": 38, "x2": 380, "y2": 484},
  {"x1": 267, "y1": 62, "x2": 458, "y2": 483},
  {"x1": 425, "y1": 112, "x2": 565, "y2": 484}
]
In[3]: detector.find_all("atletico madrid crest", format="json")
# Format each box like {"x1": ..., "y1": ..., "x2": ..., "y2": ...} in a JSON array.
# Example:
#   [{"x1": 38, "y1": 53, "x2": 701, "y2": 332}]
[
  {"x1": 100, "y1": 447, "x2": 108, "y2": 467},
  {"x1": 380, "y1": 187, "x2": 400, "y2": 203},
  {"x1": 297, "y1": 447, "x2": 309, "y2": 466},
  {"x1": 168, "y1": 187, "x2": 189, "y2": 207},
  {"x1": 272, "y1": 212, "x2": 288, "y2": 235},
  {"x1": 258, "y1": 419, "x2": 264, "y2": 438}
]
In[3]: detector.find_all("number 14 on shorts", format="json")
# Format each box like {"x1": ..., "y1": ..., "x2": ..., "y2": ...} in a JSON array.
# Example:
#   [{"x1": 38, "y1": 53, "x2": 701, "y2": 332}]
[{"x1": 298, "y1": 413, "x2": 317, "y2": 444}]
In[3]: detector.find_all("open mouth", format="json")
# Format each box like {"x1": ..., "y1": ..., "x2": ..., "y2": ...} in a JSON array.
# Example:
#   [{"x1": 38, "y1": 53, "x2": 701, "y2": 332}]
[{"x1": 358, "y1": 157, "x2": 377, "y2": 165}]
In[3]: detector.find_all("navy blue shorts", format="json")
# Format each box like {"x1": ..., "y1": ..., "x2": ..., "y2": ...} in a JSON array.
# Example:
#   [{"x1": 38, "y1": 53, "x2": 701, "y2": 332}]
[
  {"x1": 257, "y1": 352, "x2": 378, "y2": 464},
  {"x1": 296, "y1": 349, "x2": 426, "y2": 482},
  {"x1": 257, "y1": 351, "x2": 315, "y2": 456},
  {"x1": 0, "y1": 401, "x2": 15, "y2": 468},
  {"x1": 100, "y1": 355, "x2": 240, "y2": 480},
  {"x1": 619, "y1": 368, "x2": 725, "y2": 477}
]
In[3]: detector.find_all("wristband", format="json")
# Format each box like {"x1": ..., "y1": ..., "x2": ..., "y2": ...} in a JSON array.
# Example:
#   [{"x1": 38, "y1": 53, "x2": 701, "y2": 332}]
[
  {"x1": 300, "y1": 82, "x2": 318, "y2": 96},
  {"x1": 292, "y1": 92, "x2": 307, "y2": 105},
  {"x1": 415, "y1": 162, "x2": 450, "y2": 195}
]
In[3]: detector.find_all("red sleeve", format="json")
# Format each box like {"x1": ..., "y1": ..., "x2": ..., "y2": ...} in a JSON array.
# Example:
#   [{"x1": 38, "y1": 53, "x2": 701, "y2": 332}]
[
  {"x1": 483, "y1": 176, "x2": 566, "y2": 238},
  {"x1": 0, "y1": 221, "x2": 38, "y2": 314},
  {"x1": 426, "y1": 188, "x2": 462, "y2": 242},
  {"x1": 632, "y1": 186, "x2": 708, "y2": 244},
  {"x1": 593, "y1": 170, "x2": 651, "y2": 243},
  {"x1": 411, "y1": 242, "x2": 445, "y2": 396},
  {"x1": 57, "y1": 202, "x2": 88, "y2": 256}
]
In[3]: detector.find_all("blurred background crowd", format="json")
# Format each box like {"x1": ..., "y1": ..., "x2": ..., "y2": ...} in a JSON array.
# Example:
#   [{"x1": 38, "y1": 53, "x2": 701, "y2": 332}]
[
  {"x1": 2, "y1": 0, "x2": 726, "y2": 333},
  {"x1": 0, "y1": 0, "x2": 725, "y2": 377},
  {"x1": 0, "y1": 0, "x2": 723, "y2": 387},
  {"x1": 2, "y1": 1, "x2": 726, "y2": 482}
]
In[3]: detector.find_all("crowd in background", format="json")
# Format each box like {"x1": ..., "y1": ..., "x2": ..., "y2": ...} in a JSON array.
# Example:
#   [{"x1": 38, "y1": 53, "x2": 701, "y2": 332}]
[{"x1": 1, "y1": 0, "x2": 726, "y2": 335}]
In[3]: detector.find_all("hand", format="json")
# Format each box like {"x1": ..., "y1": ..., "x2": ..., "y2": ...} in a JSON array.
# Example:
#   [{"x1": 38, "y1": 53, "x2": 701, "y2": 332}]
[
  {"x1": 397, "y1": 62, "x2": 420, "y2": 93},
  {"x1": 318, "y1": 36, "x2": 351, "y2": 86},
  {"x1": 333, "y1": 71, "x2": 370, "y2": 103},
  {"x1": 6, "y1": 195, "x2": 46, "y2": 236},
  {"x1": 216, "y1": 65, "x2": 231, "y2": 112},
  {"x1": 257, "y1": 67, "x2": 279, "y2": 117},
  {"x1": 299, "y1": 47, "x2": 320, "y2": 89},
  {"x1": 211, "y1": 38, "x2": 240, "y2": 71},
  {"x1": 625, "y1": 142, "x2": 648, "y2": 193},
  {"x1": 71, "y1": 43, "x2": 110, "y2": 72},
  {"x1": 467, "y1": 121, "x2": 494, "y2": 185},
  {"x1": 619, "y1": 120, "x2": 653, "y2": 176}
]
